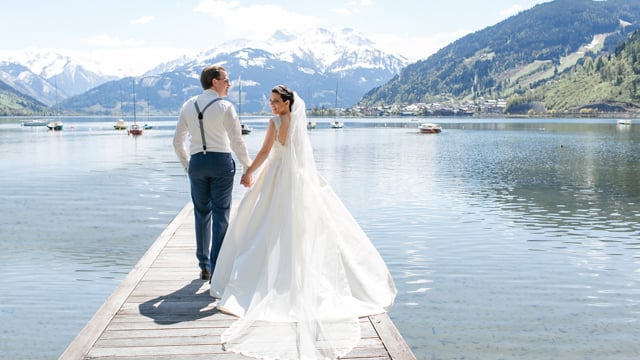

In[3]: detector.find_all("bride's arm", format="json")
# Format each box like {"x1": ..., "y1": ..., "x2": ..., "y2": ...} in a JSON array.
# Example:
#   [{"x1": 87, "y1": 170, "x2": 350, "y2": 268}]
[{"x1": 245, "y1": 119, "x2": 276, "y2": 177}]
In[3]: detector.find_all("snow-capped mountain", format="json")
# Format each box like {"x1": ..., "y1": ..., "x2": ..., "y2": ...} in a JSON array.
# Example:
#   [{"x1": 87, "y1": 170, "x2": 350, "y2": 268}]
[
  {"x1": 148, "y1": 27, "x2": 406, "y2": 78},
  {"x1": 129, "y1": 27, "x2": 407, "y2": 113},
  {"x1": 0, "y1": 50, "x2": 114, "y2": 105},
  {"x1": 4, "y1": 27, "x2": 407, "y2": 114},
  {"x1": 0, "y1": 62, "x2": 57, "y2": 105}
]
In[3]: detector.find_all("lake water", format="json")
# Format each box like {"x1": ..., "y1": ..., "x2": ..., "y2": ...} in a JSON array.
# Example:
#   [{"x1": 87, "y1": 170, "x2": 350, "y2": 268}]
[{"x1": 1, "y1": 117, "x2": 639, "y2": 359}]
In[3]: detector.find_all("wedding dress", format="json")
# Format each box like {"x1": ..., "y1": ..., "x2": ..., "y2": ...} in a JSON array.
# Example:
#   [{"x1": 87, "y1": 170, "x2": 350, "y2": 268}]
[{"x1": 210, "y1": 93, "x2": 397, "y2": 359}]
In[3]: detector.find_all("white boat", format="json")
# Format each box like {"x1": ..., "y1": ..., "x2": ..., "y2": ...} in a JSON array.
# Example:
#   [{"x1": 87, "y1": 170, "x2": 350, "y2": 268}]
[
  {"x1": 237, "y1": 76, "x2": 251, "y2": 135},
  {"x1": 142, "y1": 85, "x2": 153, "y2": 130},
  {"x1": 616, "y1": 119, "x2": 632, "y2": 125},
  {"x1": 418, "y1": 123, "x2": 442, "y2": 134},
  {"x1": 331, "y1": 82, "x2": 344, "y2": 129},
  {"x1": 21, "y1": 119, "x2": 49, "y2": 126},
  {"x1": 46, "y1": 77, "x2": 63, "y2": 131},
  {"x1": 114, "y1": 118, "x2": 127, "y2": 130},
  {"x1": 46, "y1": 121, "x2": 64, "y2": 131},
  {"x1": 127, "y1": 80, "x2": 143, "y2": 136},
  {"x1": 307, "y1": 121, "x2": 317, "y2": 129},
  {"x1": 330, "y1": 121, "x2": 344, "y2": 129}
]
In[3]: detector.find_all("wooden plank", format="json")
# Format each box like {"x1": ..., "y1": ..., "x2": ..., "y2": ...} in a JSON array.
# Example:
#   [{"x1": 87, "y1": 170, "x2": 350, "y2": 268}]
[
  {"x1": 60, "y1": 202, "x2": 414, "y2": 360},
  {"x1": 88, "y1": 335, "x2": 389, "y2": 359},
  {"x1": 58, "y1": 204, "x2": 193, "y2": 359},
  {"x1": 99, "y1": 327, "x2": 228, "y2": 339},
  {"x1": 87, "y1": 344, "x2": 228, "y2": 357},
  {"x1": 369, "y1": 313, "x2": 416, "y2": 360},
  {"x1": 88, "y1": 355, "x2": 248, "y2": 360}
]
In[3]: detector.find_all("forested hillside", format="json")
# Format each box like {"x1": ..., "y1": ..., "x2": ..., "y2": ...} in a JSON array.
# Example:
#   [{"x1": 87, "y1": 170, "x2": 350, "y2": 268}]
[
  {"x1": 360, "y1": 0, "x2": 640, "y2": 113},
  {"x1": 507, "y1": 28, "x2": 640, "y2": 114},
  {"x1": 0, "y1": 79, "x2": 47, "y2": 116}
]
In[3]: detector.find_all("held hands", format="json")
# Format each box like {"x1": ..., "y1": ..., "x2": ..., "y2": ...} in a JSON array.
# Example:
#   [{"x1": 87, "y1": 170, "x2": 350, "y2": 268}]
[{"x1": 240, "y1": 173, "x2": 254, "y2": 188}]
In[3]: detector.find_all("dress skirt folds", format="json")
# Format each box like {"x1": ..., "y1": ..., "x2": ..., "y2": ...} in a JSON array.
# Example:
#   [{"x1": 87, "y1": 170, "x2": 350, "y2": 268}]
[{"x1": 210, "y1": 94, "x2": 397, "y2": 360}]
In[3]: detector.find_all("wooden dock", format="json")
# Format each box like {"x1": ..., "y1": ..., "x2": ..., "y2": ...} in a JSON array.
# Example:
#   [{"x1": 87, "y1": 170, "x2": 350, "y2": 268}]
[{"x1": 60, "y1": 203, "x2": 415, "y2": 359}]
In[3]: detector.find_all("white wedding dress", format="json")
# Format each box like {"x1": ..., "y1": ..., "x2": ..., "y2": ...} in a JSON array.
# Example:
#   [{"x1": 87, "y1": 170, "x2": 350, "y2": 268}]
[{"x1": 210, "y1": 93, "x2": 397, "y2": 359}]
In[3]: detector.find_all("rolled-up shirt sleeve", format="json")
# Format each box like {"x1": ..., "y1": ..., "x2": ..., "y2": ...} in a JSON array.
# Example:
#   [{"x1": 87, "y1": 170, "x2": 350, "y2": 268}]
[{"x1": 173, "y1": 104, "x2": 190, "y2": 171}]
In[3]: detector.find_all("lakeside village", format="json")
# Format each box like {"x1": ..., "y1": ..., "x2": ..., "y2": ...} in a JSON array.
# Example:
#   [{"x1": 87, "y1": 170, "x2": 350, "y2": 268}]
[
  {"x1": 306, "y1": 97, "x2": 640, "y2": 118},
  {"x1": 307, "y1": 98, "x2": 505, "y2": 117}
]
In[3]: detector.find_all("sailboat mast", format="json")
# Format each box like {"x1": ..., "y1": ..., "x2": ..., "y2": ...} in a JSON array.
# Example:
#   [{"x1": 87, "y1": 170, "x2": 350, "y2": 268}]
[
  {"x1": 335, "y1": 81, "x2": 339, "y2": 118},
  {"x1": 146, "y1": 86, "x2": 150, "y2": 121},
  {"x1": 55, "y1": 76, "x2": 58, "y2": 115},
  {"x1": 132, "y1": 79, "x2": 137, "y2": 124}
]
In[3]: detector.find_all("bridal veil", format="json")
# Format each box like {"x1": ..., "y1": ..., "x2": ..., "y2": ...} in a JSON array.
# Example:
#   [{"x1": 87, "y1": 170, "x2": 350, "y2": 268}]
[{"x1": 210, "y1": 92, "x2": 397, "y2": 359}]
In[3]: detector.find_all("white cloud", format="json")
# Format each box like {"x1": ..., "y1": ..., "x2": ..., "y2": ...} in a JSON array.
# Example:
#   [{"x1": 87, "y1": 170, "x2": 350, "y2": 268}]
[
  {"x1": 194, "y1": 0, "x2": 321, "y2": 39},
  {"x1": 331, "y1": 0, "x2": 372, "y2": 15},
  {"x1": 72, "y1": 47, "x2": 190, "y2": 76},
  {"x1": 194, "y1": 0, "x2": 241, "y2": 13},
  {"x1": 331, "y1": 8, "x2": 352, "y2": 15},
  {"x1": 130, "y1": 16, "x2": 154, "y2": 25},
  {"x1": 85, "y1": 34, "x2": 145, "y2": 48}
]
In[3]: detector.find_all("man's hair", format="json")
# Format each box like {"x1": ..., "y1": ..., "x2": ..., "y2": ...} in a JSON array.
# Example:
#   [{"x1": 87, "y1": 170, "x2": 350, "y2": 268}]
[{"x1": 200, "y1": 65, "x2": 226, "y2": 90}]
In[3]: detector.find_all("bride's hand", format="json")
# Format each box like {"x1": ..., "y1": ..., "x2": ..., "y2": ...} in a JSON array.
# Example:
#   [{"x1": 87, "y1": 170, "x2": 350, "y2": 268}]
[{"x1": 240, "y1": 173, "x2": 253, "y2": 188}]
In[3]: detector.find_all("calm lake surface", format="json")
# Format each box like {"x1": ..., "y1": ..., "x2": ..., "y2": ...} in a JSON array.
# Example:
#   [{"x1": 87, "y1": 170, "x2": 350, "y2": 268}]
[{"x1": 1, "y1": 116, "x2": 639, "y2": 359}]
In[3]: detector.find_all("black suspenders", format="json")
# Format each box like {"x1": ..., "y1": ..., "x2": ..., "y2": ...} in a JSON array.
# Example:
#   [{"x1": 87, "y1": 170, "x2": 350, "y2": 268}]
[{"x1": 194, "y1": 98, "x2": 222, "y2": 154}]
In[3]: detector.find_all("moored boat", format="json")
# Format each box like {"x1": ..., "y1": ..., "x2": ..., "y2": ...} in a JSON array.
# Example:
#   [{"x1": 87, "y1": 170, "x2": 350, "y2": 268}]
[
  {"x1": 616, "y1": 119, "x2": 632, "y2": 125},
  {"x1": 331, "y1": 82, "x2": 343, "y2": 129},
  {"x1": 114, "y1": 118, "x2": 128, "y2": 130},
  {"x1": 47, "y1": 121, "x2": 64, "y2": 131},
  {"x1": 127, "y1": 80, "x2": 143, "y2": 136},
  {"x1": 307, "y1": 121, "x2": 317, "y2": 129},
  {"x1": 47, "y1": 77, "x2": 63, "y2": 131},
  {"x1": 418, "y1": 123, "x2": 442, "y2": 134},
  {"x1": 237, "y1": 77, "x2": 250, "y2": 135},
  {"x1": 127, "y1": 123, "x2": 143, "y2": 135},
  {"x1": 21, "y1": 119, "x2": 49, "y2": 127}
]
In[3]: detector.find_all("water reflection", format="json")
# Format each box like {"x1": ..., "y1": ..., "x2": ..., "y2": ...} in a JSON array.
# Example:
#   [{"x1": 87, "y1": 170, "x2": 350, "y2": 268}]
[
  {"x1": 309, "y1": 123, "x2": 640, "y2": 358},
  {"x1": 1, "y1": 118, "x2": 640, "y2": 359}
]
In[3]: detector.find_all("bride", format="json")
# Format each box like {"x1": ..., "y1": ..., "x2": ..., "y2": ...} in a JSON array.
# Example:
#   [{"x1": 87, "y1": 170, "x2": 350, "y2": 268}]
[{"x1": 210, "y1": 85, "x2": 397, "y2": 359}]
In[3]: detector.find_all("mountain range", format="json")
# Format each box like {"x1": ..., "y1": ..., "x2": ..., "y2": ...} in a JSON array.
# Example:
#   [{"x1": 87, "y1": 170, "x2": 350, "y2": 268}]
[
  {"x1": 360, "y1": 0, "x2": 640, "y2": 115},
  {"x1": 4, "y1": 0, "x2": 640, "y2": 117},
  {"x1": 0, "y1": 28, "x2": 407, "y2": 115},
  {"x1": 0, "y1": 50, "x2": 115, "y2": 108}
]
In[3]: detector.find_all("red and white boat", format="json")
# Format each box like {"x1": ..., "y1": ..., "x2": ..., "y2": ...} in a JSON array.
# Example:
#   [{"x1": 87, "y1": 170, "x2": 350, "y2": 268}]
[
  {"x1": 127, "y1": 80, "x2": 143, "y2": 135},
  {"x1": 418, "y1": 123, "x2": 442, "y2": 134},
  {"x1": 128, "y1": 123, "x2": 143, "y2": 135}
]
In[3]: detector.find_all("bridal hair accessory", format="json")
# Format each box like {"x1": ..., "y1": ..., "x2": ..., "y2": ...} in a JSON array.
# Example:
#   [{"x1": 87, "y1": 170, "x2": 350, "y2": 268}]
[
  {"x1": 273, "y1": 85, "x2": 295, "y2": 110},
  {"x1": 273, "y1": 85, "x2": 293, "y2": 97}
]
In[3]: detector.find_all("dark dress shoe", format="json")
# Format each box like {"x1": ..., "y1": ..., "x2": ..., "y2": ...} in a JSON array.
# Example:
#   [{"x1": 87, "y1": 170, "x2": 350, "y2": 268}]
[{"x1": 200, "y1": 269, "x2": 211, "y2": 280}]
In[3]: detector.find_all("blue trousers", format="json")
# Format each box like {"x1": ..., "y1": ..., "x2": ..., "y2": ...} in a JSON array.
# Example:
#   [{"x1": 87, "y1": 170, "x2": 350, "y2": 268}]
[{"x1": 188, "y1": 152, "x2": 235, "y2": 273}]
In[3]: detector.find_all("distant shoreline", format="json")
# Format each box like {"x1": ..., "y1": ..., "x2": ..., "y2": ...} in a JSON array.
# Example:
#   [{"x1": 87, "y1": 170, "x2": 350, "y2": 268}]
[{"x1": 2, "y1": 112, "x2": 638, "y2": 120}]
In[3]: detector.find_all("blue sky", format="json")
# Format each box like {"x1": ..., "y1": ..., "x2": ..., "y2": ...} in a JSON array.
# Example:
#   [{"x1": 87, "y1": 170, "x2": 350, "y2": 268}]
[{"x1": 0, "y1": 0, "x2": 551, "y2": 75}]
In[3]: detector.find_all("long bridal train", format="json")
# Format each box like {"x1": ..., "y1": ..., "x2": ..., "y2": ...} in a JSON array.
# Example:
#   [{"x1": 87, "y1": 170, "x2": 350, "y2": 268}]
[{"x1": 210, "y1": 93, "x2": 396, "y2": 359}]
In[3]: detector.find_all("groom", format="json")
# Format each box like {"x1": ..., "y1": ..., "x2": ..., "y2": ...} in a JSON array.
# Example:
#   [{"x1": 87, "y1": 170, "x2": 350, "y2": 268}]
[{"x1": 173, "y1": 65, "x2": 252, "y2": 281}]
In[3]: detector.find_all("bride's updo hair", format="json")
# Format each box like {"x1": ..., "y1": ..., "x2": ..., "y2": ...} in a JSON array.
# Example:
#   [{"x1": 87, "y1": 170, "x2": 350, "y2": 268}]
[{"x1": 272, "y1": 85, "x2": 294, "y2": 111}]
